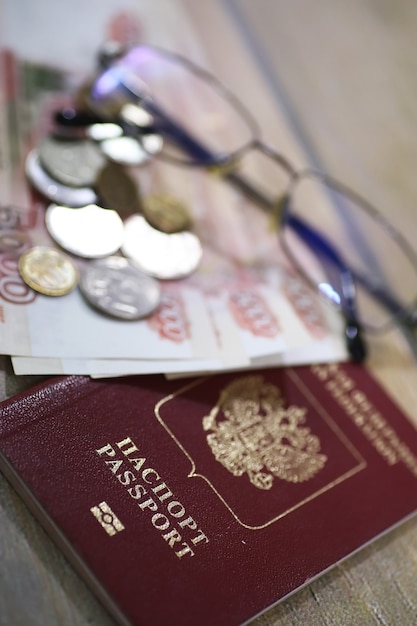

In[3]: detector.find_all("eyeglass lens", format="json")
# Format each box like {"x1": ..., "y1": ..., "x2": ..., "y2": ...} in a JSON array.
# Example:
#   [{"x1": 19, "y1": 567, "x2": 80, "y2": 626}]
[
  {"x1": 280, "y1": 172, "x2": 417, "y2": 331},
  {"x1": 92, "y1": 47, "x2": 417, "y2": 338},
  {"x1": 91, "y1": 46, "x2": 256, "y2": 165}
]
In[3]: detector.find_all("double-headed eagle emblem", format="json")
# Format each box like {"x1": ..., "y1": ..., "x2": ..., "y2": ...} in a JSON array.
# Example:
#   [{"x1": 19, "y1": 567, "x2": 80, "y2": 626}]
[{"x1": 203, "y1": 375, "x2": 327, "y2": 490}]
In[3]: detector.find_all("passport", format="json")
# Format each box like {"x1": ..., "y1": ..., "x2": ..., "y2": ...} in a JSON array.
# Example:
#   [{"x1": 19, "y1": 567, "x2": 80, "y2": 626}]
[{"x1": 1, "y1": 363, "x2": 417, "y2": 626}]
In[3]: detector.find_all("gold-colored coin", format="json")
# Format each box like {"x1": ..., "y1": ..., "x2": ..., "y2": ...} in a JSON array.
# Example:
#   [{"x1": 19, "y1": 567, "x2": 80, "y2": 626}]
[
  {"x1": 18, "y1": 246, "x2": 79, "y2": 296},
  {"x1": 95, "y1": 162, "x2": 142, "y2": 219},
  {"x1": 142, "y1": 194, "x2": 192, "y2": 234}
]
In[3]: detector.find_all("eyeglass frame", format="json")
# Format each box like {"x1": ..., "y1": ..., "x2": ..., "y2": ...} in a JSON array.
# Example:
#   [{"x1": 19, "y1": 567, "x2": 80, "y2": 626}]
[{"x1": 83, "y1": 44, "x2": 417, "y2": 362}]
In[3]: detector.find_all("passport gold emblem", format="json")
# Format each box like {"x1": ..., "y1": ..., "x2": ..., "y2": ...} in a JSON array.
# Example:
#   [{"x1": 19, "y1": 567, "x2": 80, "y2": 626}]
[
  {"x1": 90, "y1": 501, "x2": 125, "y2": 536},
  {"x1": 203, "y1": 375, "x2": 327, "y2": 489}
]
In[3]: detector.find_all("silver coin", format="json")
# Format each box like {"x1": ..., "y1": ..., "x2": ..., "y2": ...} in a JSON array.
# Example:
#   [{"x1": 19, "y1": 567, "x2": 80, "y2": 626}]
[
  {"x1": 86, "y1": 122, "x2": 123, "y2": 141},
  {"x1": 79, "y1": 255, "x2": 161, "y2": 320},
  {"x1": 100, "y1": 136, "x2": 152, "y2": 166},
  {"x1": 25, "y1": 150, "x2": 97, "y2": 207},
  {"x1": 119, "y1": 103, "x2": 154, "y2": 128},
  {"x1": 122, "y1": 214, "x2": 203, "y2": 279},
  {"x1": 45, "y1": 203, "x2": 124, "y2": 258},
  {"x1": 38, "y1": 135, "x2": 106, "y2": 187},
  {"x1": 141, "y1": 133, "x2": 163, "y2": 156},
  {"x1": 0, "y1": 206, "x2": 20, "y2": 229}
]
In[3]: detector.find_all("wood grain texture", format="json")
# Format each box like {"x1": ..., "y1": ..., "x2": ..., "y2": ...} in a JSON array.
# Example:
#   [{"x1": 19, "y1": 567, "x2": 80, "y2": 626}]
[{"x1": 2, "y1": 1, "x2": 417, "y2": 624}]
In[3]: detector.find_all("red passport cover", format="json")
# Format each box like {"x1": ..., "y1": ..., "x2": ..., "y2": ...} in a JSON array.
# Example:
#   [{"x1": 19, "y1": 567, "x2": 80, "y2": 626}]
[{"x1": 1, "y1": 363, "x2": 417, "y2": 626}]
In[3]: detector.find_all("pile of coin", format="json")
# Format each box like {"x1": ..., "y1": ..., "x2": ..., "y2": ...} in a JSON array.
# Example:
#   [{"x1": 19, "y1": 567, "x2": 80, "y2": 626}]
[{"x1": 21, "y1": 70, "x2": 203, "y2": 321}]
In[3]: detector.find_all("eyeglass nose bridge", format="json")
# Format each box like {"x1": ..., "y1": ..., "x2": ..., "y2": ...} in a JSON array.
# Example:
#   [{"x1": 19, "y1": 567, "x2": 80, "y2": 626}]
[
  {"x1": 250, "y1": 139, "x2": 296, "y2": 177},
  {"x1": 234, "y1": 140, "x2": 298, "y2": 226}
]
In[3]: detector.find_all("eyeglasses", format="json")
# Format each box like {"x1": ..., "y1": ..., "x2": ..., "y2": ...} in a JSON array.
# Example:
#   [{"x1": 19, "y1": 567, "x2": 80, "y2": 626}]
[{"x1": 79, "y1": 44, "x2": 417, "y2": 362}]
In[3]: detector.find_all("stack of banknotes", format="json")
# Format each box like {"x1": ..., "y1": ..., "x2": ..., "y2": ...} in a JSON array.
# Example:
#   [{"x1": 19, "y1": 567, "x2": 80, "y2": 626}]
[
  {"x1": 2, "y1": 190, "x2": 348, "y2": 378},
  {"x1": 0, "y1": 44, "x2": 348, "y2": 379}
]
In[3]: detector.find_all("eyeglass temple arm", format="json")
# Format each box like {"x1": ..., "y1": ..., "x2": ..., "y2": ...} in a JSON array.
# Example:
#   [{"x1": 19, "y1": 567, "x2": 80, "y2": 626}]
[
  {"x1": 284, "y1": 213, "x2": 366, "y2": 362},
  {"x1": 352, "y1": 272, "x2": 412, "y2": 322}
]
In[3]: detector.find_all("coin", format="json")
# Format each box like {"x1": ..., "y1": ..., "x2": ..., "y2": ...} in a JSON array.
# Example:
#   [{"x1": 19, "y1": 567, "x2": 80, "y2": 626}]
[
  {"x1": 86, "y1": 78, "x2": 127, "y2": 119},
  {"x1": 120, "y1": 103, "x2": 154, "y2": 128},
  {"x1": 100, "y1": 135, "x2": 152, "y2": 166},
  {"x1": 122, "y1": 214, "x2": 203, "y2": 279},
  {"x1": 141, "y1": 133, "x2": 163, "y2": 156},
  {"x1": 79, "y1": 255, "x2": 161, "y2": 320},
  {"x1": 54, "y1": 108, "x2": 123, "y2": 142},
  {"x1": 25, "y1": 150, "x2": 97, "y2": 207},
  {"x1": 118, "y1": 104, "x2": 163, "y2": 156},
  {"x1": 95, "y1": 162, "x2": 141, "y2": 218},
  {"x1": 38, "y1": 135, "x2": 106, "y2": 187},
  {"x1": 142, "y1": 194, "x2": 192, "y2": 233},
  {"x1": 18, "y1": 246, "x2": 79, "y2": 296},
  {"x1": 86, "y1": 122, "x2": 123, "y2": 141},
  {"x1": 45, "y1": 203, "x2": 124, "y2": 258}
]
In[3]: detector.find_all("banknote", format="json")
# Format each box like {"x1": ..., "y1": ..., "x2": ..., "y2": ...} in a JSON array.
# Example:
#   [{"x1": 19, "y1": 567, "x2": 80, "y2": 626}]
[
  {"x1": 0, "y1": 253, "x2": 219, "y2": 362},
  {"x1": 8, "y1": 236, "x2": 348, "y2": 373},
  {"x1": 11, "y1": 325, "x2": 347, "y2": 377},
  {"x1": 0, "y1": 125, "x2": 337, "y2": 368},
  {"x1": 11, "y1": 263, "x2": 348, "y2": 376},
  {"x1": 2, "y1": 5, "x2": 350, "y2": 376},
  {"x1": 4, "y1": 189, "x2": 348, "y2": 371},
  {"x1": 187, "y1": 248, "x2": 335, "y2": 358},
  {"x1": 0, "y1": 196, "x2": 319, "y2": 365},
  {"x1": 11, "y1": 356, "x2": 240, "y2": 377}
]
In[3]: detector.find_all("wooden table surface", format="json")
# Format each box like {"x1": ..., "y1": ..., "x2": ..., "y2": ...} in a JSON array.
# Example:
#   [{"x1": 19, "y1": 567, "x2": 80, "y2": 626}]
[{"x1": 2, "y1": 1, "x2": 417, "y2": 624}]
